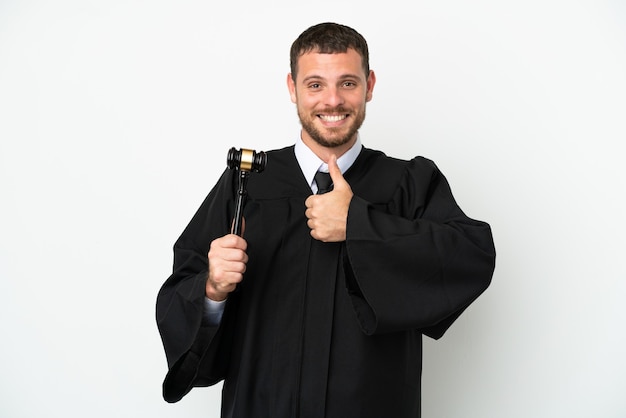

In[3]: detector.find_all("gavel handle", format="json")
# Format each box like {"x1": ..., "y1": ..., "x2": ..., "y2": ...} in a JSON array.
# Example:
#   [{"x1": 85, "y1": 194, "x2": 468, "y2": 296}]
[{"x1": 232, "y1": 171, "x2": 249, "y2": 236}]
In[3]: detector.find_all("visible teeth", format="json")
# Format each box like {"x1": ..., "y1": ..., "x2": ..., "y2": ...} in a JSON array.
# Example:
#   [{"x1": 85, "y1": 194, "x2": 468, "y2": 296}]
[{"x1": 320, "y1": 114, "x2": 346, "y2": 122}]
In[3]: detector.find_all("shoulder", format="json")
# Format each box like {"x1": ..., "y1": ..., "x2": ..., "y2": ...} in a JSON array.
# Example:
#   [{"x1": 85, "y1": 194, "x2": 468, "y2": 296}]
[
  {"x1": 358, "y1": 147, "x2": 440, "y2": 178},
  {"x1": 247, "y1": 145, "x2": 311, "y2": 198},
  {"x1": 262, "y1": 145, "x2": 296, "y2": 173},
  {"x1": 348, "y1": 148, "x2": 442, "y2": 201}
]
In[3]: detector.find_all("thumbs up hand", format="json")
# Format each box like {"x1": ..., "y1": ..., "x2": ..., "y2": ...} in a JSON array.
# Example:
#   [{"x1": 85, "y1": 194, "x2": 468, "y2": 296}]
[{"x1": 304, "y1": 155, "x2": 354, "y2": 242}]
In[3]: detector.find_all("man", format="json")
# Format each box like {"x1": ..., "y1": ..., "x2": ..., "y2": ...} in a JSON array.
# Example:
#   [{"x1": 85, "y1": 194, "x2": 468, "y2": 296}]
[{"x1": 156, "y1": 22, "x2": 496, "y2": 418}]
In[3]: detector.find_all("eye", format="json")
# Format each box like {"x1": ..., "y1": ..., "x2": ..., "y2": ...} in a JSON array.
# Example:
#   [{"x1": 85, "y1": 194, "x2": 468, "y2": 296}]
[
  {"x1": 342, "y1": 81, "x2": 357, "y2": 88},
  {"x1": 308, "y1": 83, "x2": 321, "y2": 89}
]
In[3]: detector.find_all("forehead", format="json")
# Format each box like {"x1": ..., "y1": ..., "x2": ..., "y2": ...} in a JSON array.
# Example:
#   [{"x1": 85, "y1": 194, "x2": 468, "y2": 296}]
[{"x1": 296, "y1": 48, "x2": 366, "y2": 80}]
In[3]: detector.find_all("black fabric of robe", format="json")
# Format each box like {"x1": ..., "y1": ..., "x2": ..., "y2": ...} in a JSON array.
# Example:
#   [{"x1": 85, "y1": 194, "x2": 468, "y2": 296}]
[{"x1": 156, "y1": 145, "x2": 496, "y2": 418}]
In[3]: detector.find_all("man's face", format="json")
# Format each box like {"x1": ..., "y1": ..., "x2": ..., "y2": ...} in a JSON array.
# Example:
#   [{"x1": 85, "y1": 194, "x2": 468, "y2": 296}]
[{"x1": 287, "y1": 48, "x2": 375, "y2": 150}]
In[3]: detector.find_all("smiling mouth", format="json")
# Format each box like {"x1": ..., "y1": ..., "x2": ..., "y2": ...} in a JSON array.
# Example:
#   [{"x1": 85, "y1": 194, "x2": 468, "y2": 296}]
[{"x1": 318, "y1": 114, "x2": 348, "y2": 122}]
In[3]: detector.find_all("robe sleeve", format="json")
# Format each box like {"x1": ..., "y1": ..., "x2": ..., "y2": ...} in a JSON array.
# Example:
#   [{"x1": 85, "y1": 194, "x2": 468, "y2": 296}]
[
  {"x1": 344, "y1": 157, "x2": 496, "y2": 339},
  {"x1": 155, "y1": 169, "x2": 238, "y2": 402}
]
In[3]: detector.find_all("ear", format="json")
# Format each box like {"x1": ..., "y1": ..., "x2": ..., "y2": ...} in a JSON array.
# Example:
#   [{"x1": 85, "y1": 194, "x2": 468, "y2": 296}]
[
  {"x1": 287, "y1": 73, "x2": 297, "y2": 103},
  {"x1": 365, "y1": 70, "x2": 376, "y2": 102}
]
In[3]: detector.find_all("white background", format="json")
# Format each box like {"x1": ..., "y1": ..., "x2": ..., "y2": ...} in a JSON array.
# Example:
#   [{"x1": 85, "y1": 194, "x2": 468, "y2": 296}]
[{"x1": 1, "y1": 1, "x2": 625, "y2": 417}]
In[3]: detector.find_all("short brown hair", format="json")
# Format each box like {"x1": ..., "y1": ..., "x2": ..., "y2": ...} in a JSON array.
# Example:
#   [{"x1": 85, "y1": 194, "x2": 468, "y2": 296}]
[{"x1": 289, "y1": 22, "x2": 370, "y2": 81}]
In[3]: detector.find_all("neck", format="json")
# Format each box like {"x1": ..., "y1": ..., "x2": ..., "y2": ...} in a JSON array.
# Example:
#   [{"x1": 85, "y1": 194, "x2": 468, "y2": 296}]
[{"x1": 300, "y1": 132, "x2": 357, "y2": 163}]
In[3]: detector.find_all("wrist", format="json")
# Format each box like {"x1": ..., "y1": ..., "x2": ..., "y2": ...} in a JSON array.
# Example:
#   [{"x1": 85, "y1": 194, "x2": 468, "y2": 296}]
[{"x1": 206, "y1": 284, "x2": 228, "y2": 302}]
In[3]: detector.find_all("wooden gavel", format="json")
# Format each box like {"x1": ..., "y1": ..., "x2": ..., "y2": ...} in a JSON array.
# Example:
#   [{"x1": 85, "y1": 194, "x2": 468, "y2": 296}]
[{"x1": 227, "y1": 147, "x2": 267, "y2": 236}]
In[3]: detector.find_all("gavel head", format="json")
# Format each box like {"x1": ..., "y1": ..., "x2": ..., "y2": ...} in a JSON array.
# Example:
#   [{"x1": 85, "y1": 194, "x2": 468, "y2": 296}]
[{"x1": 227, "y1": 147, "x2": 267, "y2": 173}]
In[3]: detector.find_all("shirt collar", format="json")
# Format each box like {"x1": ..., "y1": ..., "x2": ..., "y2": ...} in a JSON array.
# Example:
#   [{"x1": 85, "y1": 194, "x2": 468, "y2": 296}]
[{"x1": 295, "y1": 134, "x2": 363, "y2": 192}]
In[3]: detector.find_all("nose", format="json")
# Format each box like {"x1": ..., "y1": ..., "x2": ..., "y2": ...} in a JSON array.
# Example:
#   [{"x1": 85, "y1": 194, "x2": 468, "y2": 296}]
[{"x1": 323, "y1": 86, "x2": 345, "y2": 108}]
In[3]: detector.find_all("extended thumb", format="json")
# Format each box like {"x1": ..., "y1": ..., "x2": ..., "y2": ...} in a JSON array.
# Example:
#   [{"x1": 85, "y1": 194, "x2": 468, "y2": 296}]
[{"x1": 328, "y1": 155, "x2": 345, "y2": 184}]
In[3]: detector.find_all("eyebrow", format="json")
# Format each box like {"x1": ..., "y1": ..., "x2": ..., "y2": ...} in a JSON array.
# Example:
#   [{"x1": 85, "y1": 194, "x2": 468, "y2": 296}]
[{"x1": 301, "y1": 73, "x2": 363, "y2": 84}]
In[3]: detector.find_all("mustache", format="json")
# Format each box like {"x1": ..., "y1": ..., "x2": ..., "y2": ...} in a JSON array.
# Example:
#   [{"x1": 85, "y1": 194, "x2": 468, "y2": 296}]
[{"x1": 317, "y1": 106, "x2": 350, "y2": 114}]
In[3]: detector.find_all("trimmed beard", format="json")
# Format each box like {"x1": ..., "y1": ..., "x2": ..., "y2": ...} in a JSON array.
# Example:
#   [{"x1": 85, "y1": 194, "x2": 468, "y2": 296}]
[{"x1": 297, "y1": 106, "x2": 366, "y2": 148}]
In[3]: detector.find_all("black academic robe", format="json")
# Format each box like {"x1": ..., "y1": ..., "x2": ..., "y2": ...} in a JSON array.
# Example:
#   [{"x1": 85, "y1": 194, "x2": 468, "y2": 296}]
[{"x1": 156, "y1": 145, "x2": 496, "y2": 418}]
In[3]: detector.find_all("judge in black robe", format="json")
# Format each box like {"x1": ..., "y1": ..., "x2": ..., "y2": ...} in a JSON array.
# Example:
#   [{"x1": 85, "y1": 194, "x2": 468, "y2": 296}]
[{"x1": 156, "y1": 144, "x2": 496, "y2": 418}]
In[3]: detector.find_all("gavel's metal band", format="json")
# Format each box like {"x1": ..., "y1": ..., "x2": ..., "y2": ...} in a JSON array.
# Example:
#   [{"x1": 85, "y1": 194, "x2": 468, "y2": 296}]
[{"x1": 240, "y1": 149, "x2": 254, "y2": 172}]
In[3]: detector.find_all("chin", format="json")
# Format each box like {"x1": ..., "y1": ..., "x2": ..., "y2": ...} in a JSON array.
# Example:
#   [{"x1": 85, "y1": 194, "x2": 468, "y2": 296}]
[{"x1": 314, "y1": 134, "x2": 352, "y2": 148}]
